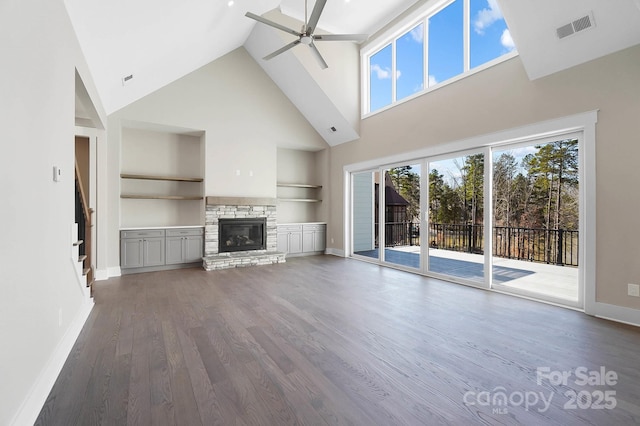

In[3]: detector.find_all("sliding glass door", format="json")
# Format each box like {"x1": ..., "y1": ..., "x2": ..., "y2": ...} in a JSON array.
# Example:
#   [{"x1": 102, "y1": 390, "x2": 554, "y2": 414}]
[
  {"x1": 382, "y1": 164, "x2": 422, "y2": 269},
  {"x1": 491, "y1": 137, "x2": 580, "y2": 305},
  {"x1": 349, "y1": 130, "x2": 584, "y2": 309},
  {"x1": 427, "y1": 153, "x2": 486, "y2": 285},
  {"x1": 352, "y1": 165, "x2": 422, "y2": 270},
  {"x1": 352, "y1": 170, "x2": 379, "y2": 261}
]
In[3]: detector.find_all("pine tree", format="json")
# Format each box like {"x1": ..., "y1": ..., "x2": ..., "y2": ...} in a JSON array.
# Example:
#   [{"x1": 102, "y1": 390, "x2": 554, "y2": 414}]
[{"x1": 388, "y1": 166, "x2": 421, "y2": 222}]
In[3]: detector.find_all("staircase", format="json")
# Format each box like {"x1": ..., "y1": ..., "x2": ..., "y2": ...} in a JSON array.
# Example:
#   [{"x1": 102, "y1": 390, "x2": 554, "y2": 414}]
[
  {"x1": 75, "y1": 162, "x2": 94, "y2": 296},
  {"x1": 71, "y1": 223, "x2": 93, "y2": 295}
]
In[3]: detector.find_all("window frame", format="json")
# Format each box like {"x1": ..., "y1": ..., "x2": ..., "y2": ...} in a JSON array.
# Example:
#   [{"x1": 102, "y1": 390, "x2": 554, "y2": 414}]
[{"x1": 362, "y1": 0, "x2": 518, "y2": 117}]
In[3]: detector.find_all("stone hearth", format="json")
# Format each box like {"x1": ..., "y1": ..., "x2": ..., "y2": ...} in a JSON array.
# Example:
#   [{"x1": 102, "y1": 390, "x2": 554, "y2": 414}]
[{"x1": 203, "y1": 197, "x2": 285, "y2": 271}]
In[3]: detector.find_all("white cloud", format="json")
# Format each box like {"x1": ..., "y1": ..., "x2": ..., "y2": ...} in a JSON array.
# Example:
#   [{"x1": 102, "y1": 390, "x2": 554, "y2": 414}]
[
  {"x1": 371, "y1": 64, "x2": 392, "y2": 79},
  {"x1": 500, "y1": 28, "x2": 515, "y2": 51},
  {"x1": 396, "y1": 70, "x2": 402, "y2": 80},
  {"x1": 410, "y1": 25, "x2": 424, "y2": 43},
  {"x1": 428, "y1": 75, "x2": 438, "y2": 87},
  {"x1": 473, "y1": 0, "x2": 503, "y2": 35}
]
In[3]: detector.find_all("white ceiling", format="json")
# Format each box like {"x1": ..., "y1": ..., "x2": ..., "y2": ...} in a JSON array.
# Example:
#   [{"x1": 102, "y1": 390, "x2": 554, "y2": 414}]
[
  {"x1": 65, "y1": 0, "x2": 640, "y2": 121},
  {"x1": 65, "y1": 0, "x2": 419, "y2": 114},
  {"x1": 500, "y1": 0, "x2": 640, "y2": 80}
]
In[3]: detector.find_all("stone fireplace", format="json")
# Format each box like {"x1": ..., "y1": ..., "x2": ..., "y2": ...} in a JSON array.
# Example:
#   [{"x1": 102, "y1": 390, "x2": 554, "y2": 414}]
[{"x1": 203, "y1": 197, "x2": 285, "y2": 271}]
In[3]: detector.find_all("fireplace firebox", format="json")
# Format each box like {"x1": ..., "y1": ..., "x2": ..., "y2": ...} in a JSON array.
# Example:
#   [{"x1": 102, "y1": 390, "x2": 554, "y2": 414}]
[{"x1": 218, "y1": 218, "x2": 266, "y2": 253}]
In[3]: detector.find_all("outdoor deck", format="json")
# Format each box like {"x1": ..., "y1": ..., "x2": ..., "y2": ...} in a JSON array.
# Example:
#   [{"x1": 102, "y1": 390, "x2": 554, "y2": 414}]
[{"x1": 354, "y1": 247, "x2": 578, "y2": 302}]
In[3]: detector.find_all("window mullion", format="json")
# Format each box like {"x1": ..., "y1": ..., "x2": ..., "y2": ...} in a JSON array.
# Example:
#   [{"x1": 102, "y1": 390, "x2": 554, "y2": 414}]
[
  {"x1": 363, "y1": 54, "x2": 370, "y2": 114},
  {"x1": 392, "y1": 40, "x2": 397, "y2": 102},
  {"x1": 463, "y1": 0, "x2": 470, "y2": 71},
  {"x1": 424, "y1": 17, "x2": 429, "y2": 89}
]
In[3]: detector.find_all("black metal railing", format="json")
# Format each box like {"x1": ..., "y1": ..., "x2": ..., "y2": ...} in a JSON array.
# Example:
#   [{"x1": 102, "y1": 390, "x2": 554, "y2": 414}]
[
  {"x1": 428, "y1": 223, "x2": 485, "y2": 255},
  {"x1": 376, "y1": 222, "x2": 420, "y2": 247},
  {"x1": 492, "y1": 226, "x2": 578, "y2": 266},
  {"x1": 377, "y1": 222, "x2": 578, "y2": 266}
]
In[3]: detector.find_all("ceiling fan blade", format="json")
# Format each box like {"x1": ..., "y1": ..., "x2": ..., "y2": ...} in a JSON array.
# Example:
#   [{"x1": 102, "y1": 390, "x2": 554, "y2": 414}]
[
  {"x1": 245, "y1": 12, "x2": 301, "y2": 38},
  {"x1": 306, "y1": 0, "x2": 327, "y2": 34},
  {"x1": 313, "y1": 34, "x2": 368, "y2": 42},
  {"x1": 263, "y1": 40, "x2": 301, "y2": 60},
  {"x1": 309, "y1": 42, "x2": 328, "y2": 69}
]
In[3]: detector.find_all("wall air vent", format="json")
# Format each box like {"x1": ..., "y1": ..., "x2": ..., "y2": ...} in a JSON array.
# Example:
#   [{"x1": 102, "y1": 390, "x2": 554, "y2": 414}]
[
  {"x1": 556, "y1": 23, "x2": 574, "y2": 39},
  {"x1": 556, "y1": 12, "x2": 595, "y2": 40},
  {"x1": 121, "y1": 74, "x2": 134, "y2": 86}
]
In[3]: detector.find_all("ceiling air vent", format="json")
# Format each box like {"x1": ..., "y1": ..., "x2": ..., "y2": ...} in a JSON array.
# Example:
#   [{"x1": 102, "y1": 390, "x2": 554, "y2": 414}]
[{"x1": 556, "y1": 12, "x2": 595, "y2": 40}]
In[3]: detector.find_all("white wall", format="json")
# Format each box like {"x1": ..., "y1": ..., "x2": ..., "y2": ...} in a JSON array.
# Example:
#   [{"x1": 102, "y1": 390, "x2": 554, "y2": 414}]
[
  {"x1": 328, "y1": 45, "x2": 640, "y2": 312},
  {"x1": 0, "y1": 0, "x2": 106, "y2": 424},
  {"x1": 107, "y1": 47, "x2": 328, "y2": 270}
]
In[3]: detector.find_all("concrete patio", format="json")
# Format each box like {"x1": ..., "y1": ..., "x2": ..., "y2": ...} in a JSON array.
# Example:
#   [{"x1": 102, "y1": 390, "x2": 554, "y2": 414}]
[{"x1": 354, "y1": 246, "x2": 578, "y2": 302}]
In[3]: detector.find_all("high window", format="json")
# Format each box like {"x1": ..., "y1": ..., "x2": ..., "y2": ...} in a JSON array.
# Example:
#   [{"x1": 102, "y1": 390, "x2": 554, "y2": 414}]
[{"x1": 364, "y1": 0, "x2": 516, "y2": 114}]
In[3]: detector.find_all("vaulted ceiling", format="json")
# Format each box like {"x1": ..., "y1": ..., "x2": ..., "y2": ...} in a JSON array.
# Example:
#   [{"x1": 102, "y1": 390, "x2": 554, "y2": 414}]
[{"x1": 66, "y1": 0, "x2": 640, "y2": 143}]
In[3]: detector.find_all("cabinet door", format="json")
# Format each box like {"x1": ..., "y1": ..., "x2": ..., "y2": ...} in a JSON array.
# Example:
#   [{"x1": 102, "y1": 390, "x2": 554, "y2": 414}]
[
  {"x1": 302, "y1": 230, "x2": 315, "y2": 253},
  {"x1": 121, "y1": 238, "x2": 143, "y2": 268},
  {"x1": 184, "y1": 235, "x2": 204, "y2": 263},
  {"x1": 277, "y1": 231, "x2": 289, "y2": 253},
  {"x1": 165, "y1": 236, "x2": 184, "y2": 265},
  {"x1": 143, "y1": 237, "x2": 165, "y2": 266},
  {"x1": 313, "y1": 228, "x2": 326, "y2": 252},
  {"x1": 288, "y1": 231, "x2": 303, "y2": 254}
]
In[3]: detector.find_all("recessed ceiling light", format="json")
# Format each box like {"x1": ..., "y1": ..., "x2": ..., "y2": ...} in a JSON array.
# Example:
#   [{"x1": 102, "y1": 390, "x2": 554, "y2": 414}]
[{"x1": 228, "y1": 0, "x2": 234, "y2": 6}]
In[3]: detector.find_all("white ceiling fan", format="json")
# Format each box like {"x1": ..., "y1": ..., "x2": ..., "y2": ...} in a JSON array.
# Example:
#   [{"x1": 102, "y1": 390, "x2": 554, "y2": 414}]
[{"x1": 245, "y1": 0, "x2": 368, "y2": 69}]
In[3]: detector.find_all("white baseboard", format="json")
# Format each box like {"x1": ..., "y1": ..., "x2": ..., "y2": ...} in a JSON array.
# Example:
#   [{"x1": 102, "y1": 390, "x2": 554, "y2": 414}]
[
  {"x1": 595, "y1": 302, "x2": 640, "y2": 327},
  {"x1": 107, "y1": 266, "x2": 121, "y2": 279},
  {"x1": 94, "y1": 268, "x2": 109, "y2": 281},
  {"x1": 325, "y1": 248, "x2": 345, "y2": 257},
  {"x1": 10, "y1": 299, "x2": 94, "y2": 426},
  {"x1": 95, "y1": 266, "x2": 121, "y2": 281}
]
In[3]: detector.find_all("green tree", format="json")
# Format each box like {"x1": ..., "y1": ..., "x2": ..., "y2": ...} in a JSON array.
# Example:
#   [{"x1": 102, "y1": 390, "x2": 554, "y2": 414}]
[
  {"x1": 522, "y1": 139, "x2": 579, "y2": 262},
  {"x1": 493, "y1": 152, "x2": 517, "y2": 227},
  {"x1": 388, "y1": 166, "x2": 421, "y2": 222},
  {"x1": 460, "y1": 154, "x2": 484, "y2": 225}
]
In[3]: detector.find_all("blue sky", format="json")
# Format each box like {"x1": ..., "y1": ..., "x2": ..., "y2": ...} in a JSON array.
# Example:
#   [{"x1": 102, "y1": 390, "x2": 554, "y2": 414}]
[{"x1": 370, "y1": 0, "x2": 515, "y2": 112}]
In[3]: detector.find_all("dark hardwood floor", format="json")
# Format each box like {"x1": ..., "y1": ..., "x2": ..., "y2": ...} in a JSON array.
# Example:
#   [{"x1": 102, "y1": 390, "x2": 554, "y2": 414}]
[{"x1": 36, "y1": 255, "x2": 640, "y2": 425}]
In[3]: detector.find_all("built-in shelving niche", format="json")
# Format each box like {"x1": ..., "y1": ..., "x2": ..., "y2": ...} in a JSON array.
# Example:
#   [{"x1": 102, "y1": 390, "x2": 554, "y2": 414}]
[
  {"x1": 120, "y1": 127, "x2": 205, "y2": 228},
  {"x1": 276, "y1": 148, "x2": 327, "y2": 224}
]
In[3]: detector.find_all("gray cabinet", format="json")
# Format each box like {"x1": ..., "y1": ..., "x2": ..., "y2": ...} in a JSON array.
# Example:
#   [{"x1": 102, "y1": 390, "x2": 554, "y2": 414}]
[
  {"x1": 277, "y1": 224, "x2": 303, "y2": 254},
  {"x1": 277, "y1": 223, "x2": 326, "y2": 256},
  {"x1": 143, "y1": 237, "x2": 165, "y2": 266},
  {"x1": 121, "y1": 238, "x2": 143, "y2": 268},
  {"x1": 120, "y1": 229, "x2": 165, "y2": 268},
  {"x1": 121, "y1": 227, "x2": 203, "y2": 273},
  {"x1": 303, "y1": 224, "x2": 326, "y2": 253},
  {"x1": 166, "y1": 228, "x2": 204, "y2": 265}
]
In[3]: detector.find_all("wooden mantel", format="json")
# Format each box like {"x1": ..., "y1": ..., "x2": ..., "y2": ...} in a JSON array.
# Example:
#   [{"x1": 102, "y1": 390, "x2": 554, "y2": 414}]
[{"x1": 206, "y1": 196, "x2": 277, "y2": 206}]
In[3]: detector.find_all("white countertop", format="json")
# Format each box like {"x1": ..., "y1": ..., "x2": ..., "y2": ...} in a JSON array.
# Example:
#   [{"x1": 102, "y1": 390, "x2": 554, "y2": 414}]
[
  {"x1": 121, "y1": 225, "x2": 203, "y2": 230},
  {"x1": 277, "y1": 222, "x2": 326, "y2": 226}
]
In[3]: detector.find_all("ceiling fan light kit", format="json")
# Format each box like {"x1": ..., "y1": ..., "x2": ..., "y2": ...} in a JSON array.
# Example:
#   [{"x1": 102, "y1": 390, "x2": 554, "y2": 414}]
[{"x1": 246, "y1": 0, "x2": 368, "y2": 69}]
